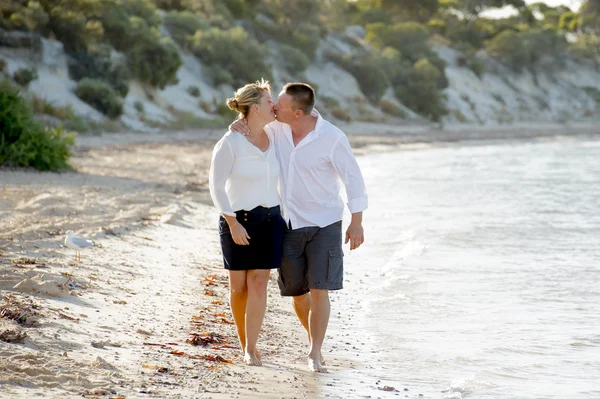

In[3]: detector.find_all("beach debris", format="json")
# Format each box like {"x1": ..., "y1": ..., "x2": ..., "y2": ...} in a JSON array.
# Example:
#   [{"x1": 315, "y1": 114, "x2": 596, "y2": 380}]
[
  {"x1": 378, "y1": 385, "x2": 396, "y2": 392},
  {"x1": 64, "y1": 230, "x2": 94, "y2": 261},
  {"x1": 187, "y1": 332, "x2": 228, "y2": 347},
  {"x1": 81, "y1": 389, "x2": 122, "y2": 398},
  {"x1": 0, "y1": 328, "x2": 27, "y2": 343},
  {"x1": 199, "y1": 354, "x2": 232, "y2": 363},
  {"x1": 11, "y1": 257, "x2": 38, "y2": 266}
]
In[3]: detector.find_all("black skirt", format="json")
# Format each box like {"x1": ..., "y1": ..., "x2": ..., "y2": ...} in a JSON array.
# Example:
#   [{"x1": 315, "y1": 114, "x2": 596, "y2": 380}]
[{"x1": 219, "y1": 205, "x2": 284, "y2": 270}]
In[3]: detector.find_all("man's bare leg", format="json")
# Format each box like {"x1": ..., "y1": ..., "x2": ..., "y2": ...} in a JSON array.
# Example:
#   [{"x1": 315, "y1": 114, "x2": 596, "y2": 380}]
[
  {"x1": 244, "y1": 269, "x2": 270, "y2": 366},
  {"x1": 293, "y1": 293, "x2": 325, "y2": 365},
  {"x1": 228, "y1": 271, "x2": 248, "y2": 356},
  {"x1": 307, "y1": 288, "x2": 330, "y2": 372}
]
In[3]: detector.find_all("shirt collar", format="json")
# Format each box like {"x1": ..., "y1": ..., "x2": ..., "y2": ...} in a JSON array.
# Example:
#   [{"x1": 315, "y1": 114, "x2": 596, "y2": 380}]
[{"x1": 285, "y1": 109, "x2": 323, "y2": 149}]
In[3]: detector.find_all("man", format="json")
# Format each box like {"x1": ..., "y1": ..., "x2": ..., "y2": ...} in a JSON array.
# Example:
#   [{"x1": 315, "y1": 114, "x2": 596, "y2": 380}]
[{"x1": 230, "y1": 83, "x2": 367, "y2": 373}]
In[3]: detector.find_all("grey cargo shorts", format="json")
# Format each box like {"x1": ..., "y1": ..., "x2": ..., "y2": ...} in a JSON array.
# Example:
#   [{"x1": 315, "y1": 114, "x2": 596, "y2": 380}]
[{"x1": 278, "y1": 220, "x2": 344, "y2": 297}]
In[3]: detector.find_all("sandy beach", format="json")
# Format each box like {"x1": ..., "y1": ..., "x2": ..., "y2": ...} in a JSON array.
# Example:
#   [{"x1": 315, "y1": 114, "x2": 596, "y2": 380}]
[{"x1": 1, "y1": 123, "x2": 599, "y2": 399}]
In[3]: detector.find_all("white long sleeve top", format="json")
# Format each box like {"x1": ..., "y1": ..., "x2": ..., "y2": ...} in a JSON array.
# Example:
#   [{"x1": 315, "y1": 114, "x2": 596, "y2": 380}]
[
  {"x1": 265, "y1": 112, "x2": 368, "y2": 229},
  {"x1": 209, "y1": 130, "x2": 280, "y2": 217}
]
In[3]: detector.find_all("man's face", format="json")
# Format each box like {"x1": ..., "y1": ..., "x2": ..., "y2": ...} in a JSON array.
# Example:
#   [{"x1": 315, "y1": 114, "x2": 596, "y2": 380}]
[{"x1": 273, "y1": 91, "x2": 296, "y2": 124}]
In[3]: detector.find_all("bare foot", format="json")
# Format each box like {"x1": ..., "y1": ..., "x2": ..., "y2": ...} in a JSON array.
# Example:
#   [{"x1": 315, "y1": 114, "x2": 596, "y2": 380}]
[
  {"x1": 308, "y1": 356, "x2": 327, "y2": 373},
  {"x1": 320, "y1": 353, "x2": 325, "y2": 365},
  {"x1": 244, "y1": 351, "x2": 262, "y2": 366},
  {"x1": 255, "y1": 348, "x2": 262, "y2": 360}
]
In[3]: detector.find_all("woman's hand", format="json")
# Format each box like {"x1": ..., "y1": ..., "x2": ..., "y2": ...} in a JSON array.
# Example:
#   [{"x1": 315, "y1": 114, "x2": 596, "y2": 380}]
[{"x1": 230, "y1": 221, "x2": 251, "y2": 245}]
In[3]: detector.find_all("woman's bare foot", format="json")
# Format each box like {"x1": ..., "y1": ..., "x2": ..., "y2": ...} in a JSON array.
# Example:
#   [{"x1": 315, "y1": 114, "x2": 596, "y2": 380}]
[
  {"x1": 308, "y1": 355, "x2": 327, "y2": 373},
  {"x1": 244, "y1": 351, "x2": 262, "y2": 366}
]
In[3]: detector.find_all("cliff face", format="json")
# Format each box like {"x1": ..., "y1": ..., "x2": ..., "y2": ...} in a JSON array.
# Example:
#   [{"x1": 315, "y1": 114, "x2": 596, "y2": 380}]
[
  {"x1": 438, "y1": 46, "x2": 600, "y2": 125},
  {"x1": 1, "y1": 28, "x2": 599, "y2": 132}
]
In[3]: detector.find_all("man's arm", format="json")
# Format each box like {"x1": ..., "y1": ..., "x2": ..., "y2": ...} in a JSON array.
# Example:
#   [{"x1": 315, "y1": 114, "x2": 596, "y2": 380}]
[{"x1": 331, "y1": 134, "x2": 368, "y2": 250}]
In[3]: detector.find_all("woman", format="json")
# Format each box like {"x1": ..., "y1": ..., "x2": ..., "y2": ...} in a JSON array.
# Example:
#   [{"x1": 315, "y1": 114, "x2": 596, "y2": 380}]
[{"x1": 208, "y1": 79, "x2": 284, "y2": 366}]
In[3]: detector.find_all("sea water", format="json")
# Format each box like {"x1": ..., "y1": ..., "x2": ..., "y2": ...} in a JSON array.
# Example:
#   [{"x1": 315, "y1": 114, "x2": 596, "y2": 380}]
[{"x1": 326, "y1": 136, "x2": 600, "y2": 399}]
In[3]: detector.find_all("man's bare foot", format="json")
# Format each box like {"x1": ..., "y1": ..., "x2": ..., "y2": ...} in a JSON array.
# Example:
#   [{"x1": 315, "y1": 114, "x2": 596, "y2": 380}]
[
  {"x1": 308, "y1": 356, "x2": 327, "y2": 373},
  {"x1": 244, "y1": 351, "x2": 262, "y2": 366}
]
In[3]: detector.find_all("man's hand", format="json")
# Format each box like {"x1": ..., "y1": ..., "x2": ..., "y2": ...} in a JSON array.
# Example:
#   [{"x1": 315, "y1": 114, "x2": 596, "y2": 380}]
[
  {"x1": 229, "y1": 119, "x2": 250, "y2": 136},
  {"x1": 345, "y1": 222, "x2": 364, "y2": 250}
]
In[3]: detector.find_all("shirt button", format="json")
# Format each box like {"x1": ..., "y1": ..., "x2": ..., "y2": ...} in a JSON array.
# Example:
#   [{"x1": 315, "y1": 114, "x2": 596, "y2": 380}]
[
  {"x1": 244, "y1": 218, "x2": 248, "y2": 221},
  {"x1": 244, "y1": 213, "x2": 248, "y2": 216}
]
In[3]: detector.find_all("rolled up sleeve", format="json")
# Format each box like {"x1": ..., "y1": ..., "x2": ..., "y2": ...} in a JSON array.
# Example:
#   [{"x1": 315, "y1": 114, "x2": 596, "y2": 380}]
[
  {"x1": 331, "y1": 135, "x2": 368, "y2": 214},
  {"x1": 208, "y1": 138, "x2": 236, "y2": 217}
]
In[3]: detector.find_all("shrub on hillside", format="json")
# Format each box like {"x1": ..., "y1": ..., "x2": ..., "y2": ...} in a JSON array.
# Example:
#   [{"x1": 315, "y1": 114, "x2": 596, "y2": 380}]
[
  {"x1": 254, "y1": 19, "x2": 321, "y2": 60},
  {"x1": 279, "y1": 44, "x2": 311, "y2": 75},
  {"x1": 326, "y1": 52, "x2": 389, "y2": 103},
  {"x1": 163, "y1": 11, "x2": 210, "y2": 50},
  {"x1": 127, "y1": 37, "x2": 182, "y2": 89},
  {"x1": 456, "y1": 43, "x2": 485, "y2": 77},
  {"x1": 485, "y1": 28, "x2": 567, "y2": 70},
  {"x1": 190, "y1": 27, "x2": 271, "y2": 86},
  {"x1": 380, "y1": 99, "x2": 408, "y2": 118},
  {"x1": 68, "y1": 47, "x2": 131, "y2": 97},
  {"x1": 13, "y1": 67, "x2": 38, "y2": 87},
  {"x1": 101, "y1": 1, "x2": 159, "y2": 52},
  {"x1": 394, "y1": 58, "x2": 448, "y2": 121},
  {"x1": 0, "y1": 59, "x2": 6, "y2": 73},
  {"x1": 365, "y1": 22, "x2": 430, "y2": 61},
  {"x1": 47, "y1": 6, "x2": 104, "y2": 53},
  {"x1": 187, "y1": 85, "x2": 200, "y2": 97},
  {"x1": 0, "y1": 80, "x2": 74, "y2": 171},
  {"x1": 568, "y1": 34, "x2": 600, "y2": 62},
  {"x1": 75, "y1": 78, "x2": 123, "y2": 119}
]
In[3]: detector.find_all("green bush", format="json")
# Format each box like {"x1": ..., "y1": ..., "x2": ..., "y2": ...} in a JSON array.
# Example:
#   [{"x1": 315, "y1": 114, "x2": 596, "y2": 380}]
[
  {"x1": 31, "y1": 96, "x2": 76, "y2": 120},
  {"x1": 13, "y1": 67, "x2": 38, "y2": 87},
  {"x1": 0, "y1": 59, "x2": 6, "y2": 74},
  {"x1": 279, "y1": 44, "x2": 311, "y2": 74},
  {"x1": 456, "y1": 43, "x2": 485, "y2": 77},
  {"x1": 331, "y1": 107, "x2": 352, "y2": 122},
  {"x1": 380, "y1": 99, "x2": 408, "y2": 118},
  {"x1": 127, "y1": 37, "x2": 182, "y2": 89},
  {"x1": 365, "y1": 22, "x2": 430, "y2": 62},
  {"x1": 568, "y1": 34, "x2": 600, "y2": 62},
  {"x1": 326, "y1": 52, "x2": 389, "y2": 103},
  {"x1": 254, "y1": 19, "x2": 321, "y2": 60},
  {"x1": 485, "y1": 28, "x2": 567, "y2": 70},
  {"x1": 190, "y1": 27, "x2": 271, "y2": 87},
  {"x1": 68, "y1": 47, "x2": 130, "y2": 97},
  {"x1": 0, "y1": 80, "x2": 74, "y2": 171},
  {"x1": 187, "y1": 85, "x2": 201, "y2": 97},
  {"x1": 47, "y1": 6, "x2": 104, "y2": 53},
  {"x1": 394, "y1": 58, "x2": 448, "y2": 121},
  {"x1": 75, "y1": 78, "x2": 123, "y2": 119},
  {"x1": 163, "y1": 11, "x2": 210, "y2": 50},
  {"x1": 100, "y1": 2, "x2": 159, "y2": 52},
  {"x1": 134, "y1": 100, "x2": 145, "y2": 113}
]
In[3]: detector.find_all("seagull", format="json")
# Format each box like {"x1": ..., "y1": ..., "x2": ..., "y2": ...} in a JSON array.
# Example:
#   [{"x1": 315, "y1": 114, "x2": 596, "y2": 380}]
[{"x1": 64, "y1": 230, "x2": 94, "y2": 261}]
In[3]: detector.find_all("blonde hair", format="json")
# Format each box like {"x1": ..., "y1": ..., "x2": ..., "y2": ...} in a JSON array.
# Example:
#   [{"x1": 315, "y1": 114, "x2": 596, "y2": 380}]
[{"x1": 226, "y1": 79, "x2": 271, "y2": 119}]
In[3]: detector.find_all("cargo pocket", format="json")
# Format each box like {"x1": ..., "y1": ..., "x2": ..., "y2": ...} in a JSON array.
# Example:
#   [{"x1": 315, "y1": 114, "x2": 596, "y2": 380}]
[{"x1": 327, "y1": 247, "x2": 344, "y2": 283}]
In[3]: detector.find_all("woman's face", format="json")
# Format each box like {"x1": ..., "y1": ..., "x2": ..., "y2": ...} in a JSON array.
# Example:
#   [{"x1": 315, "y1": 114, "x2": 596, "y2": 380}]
[{"x1": 253, "y1": 90, "x2": 276, "y2": 123}]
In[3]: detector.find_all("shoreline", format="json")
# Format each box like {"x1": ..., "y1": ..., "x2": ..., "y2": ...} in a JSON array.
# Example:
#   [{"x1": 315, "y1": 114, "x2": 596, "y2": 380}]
[{"x1": 1, "y1": 123, "x2": 599, "y2": 398}]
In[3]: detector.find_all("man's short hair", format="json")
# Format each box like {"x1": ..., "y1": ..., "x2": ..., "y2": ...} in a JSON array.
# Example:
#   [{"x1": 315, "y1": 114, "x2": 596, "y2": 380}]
[{"x1": 283, "y1": 82, "x2": 315, "y2": 115}]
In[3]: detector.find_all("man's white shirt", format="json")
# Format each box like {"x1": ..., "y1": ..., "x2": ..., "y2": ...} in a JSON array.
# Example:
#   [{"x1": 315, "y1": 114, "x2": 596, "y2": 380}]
[{"x1": 266, "y1": 112, "x2": 368, "y2": 229}]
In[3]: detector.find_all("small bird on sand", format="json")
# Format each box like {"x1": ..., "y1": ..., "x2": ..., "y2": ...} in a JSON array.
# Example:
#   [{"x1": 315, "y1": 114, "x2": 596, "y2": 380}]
[{"x1": 64, "y1": 230, "x2": 94, "y2": 261}]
